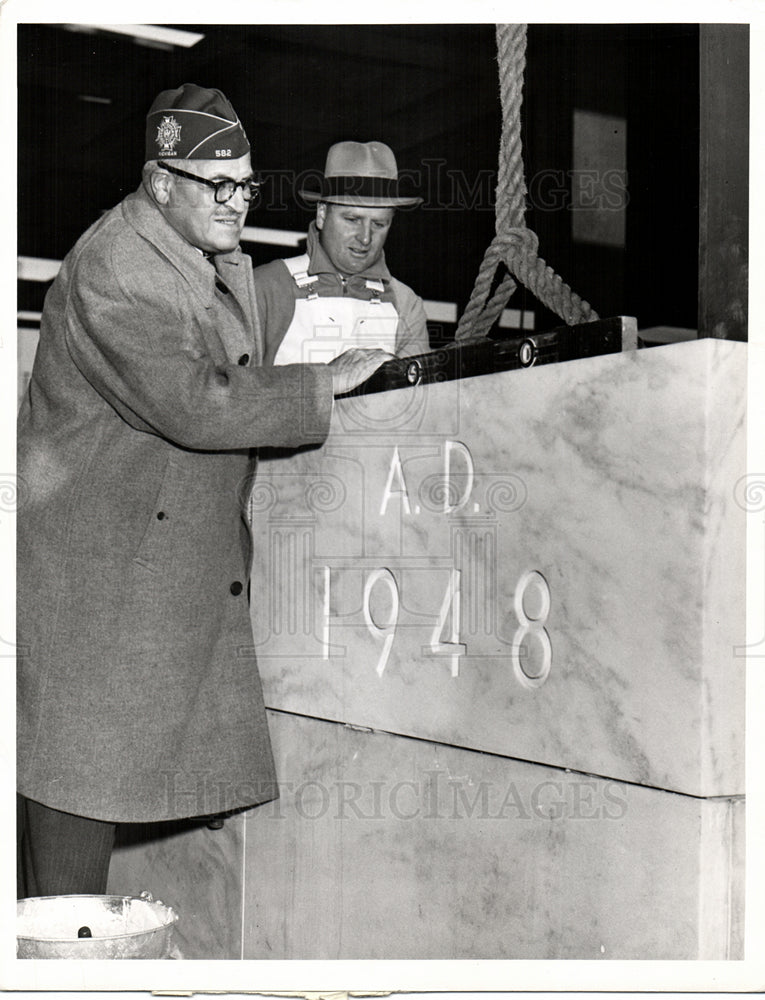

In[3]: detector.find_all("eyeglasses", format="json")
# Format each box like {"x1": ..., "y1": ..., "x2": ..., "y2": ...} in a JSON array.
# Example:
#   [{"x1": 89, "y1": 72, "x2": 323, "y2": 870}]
[{"x1": 158, "y1": 162, "x2": 261, "y2": 208}]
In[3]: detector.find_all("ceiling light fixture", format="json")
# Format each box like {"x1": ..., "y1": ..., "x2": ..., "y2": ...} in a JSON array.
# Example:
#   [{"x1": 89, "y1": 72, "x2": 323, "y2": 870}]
[{"x1": 62, "y1": 24, "x2": 205, "y2": 50}]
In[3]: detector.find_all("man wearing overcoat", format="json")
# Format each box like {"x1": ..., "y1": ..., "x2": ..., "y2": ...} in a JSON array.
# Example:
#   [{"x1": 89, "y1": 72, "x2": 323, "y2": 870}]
[{"x1": 16, "y1": 84, "x2": 388, "y2": 897}]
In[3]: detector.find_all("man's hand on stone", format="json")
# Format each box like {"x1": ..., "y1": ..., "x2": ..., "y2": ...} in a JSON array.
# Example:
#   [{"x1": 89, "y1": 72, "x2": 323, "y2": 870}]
[{"x1": 327, "y1": 348, "x2": 394, "y2": 396}]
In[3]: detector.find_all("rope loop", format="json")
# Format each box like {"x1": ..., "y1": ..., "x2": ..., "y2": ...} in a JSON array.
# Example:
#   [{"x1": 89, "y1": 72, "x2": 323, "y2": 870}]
[{"x1": 455, "y1": 24, "x2": 599, "y2": 342}]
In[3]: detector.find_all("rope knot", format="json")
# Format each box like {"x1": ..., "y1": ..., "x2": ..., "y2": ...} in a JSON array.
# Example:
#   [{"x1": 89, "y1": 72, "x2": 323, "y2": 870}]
[{"x1": 492, "y1": 227, "x2": 539, "y2": 264}]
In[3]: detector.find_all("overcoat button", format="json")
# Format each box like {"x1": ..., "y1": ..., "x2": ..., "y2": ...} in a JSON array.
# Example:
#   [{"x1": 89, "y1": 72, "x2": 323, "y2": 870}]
[
  {"x1": 230, "y1": 581, "x2": 243, "y2": 596},
  {"x1": 156, "y1": 511, "x2": 166, "y2": 520},
  {"x1": 238, "y1": 354, "x2": 249, "y2": 366}
]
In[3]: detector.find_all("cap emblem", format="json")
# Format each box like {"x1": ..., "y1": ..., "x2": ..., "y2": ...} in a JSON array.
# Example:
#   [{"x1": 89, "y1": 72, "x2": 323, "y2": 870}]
[{"x1": 156, "y1": 115, "x2": 182, "y2": 154}]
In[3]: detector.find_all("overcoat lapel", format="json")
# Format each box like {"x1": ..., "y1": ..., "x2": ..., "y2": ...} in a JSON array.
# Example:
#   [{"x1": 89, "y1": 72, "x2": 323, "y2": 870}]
[{"x1": 122, "y1": 187, "x2": 260, "y2": 366}]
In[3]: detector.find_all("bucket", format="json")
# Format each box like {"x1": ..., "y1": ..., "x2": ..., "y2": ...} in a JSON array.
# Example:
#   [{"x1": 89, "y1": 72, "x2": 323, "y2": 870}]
[{"x1": 17, "y1": 891, "x2": 178, "y2": 959}]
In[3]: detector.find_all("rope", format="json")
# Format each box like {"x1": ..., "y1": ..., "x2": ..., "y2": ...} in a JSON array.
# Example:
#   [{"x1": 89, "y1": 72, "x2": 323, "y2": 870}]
[{"x1": 455, "y1": 24, "x2": 599, "y2": 342}]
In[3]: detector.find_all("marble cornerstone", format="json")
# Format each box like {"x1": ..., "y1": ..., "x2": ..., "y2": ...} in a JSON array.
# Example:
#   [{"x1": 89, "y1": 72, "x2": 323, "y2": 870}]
[{"x1": 251, "y1": 337, "x2": 745, "y2": 799}]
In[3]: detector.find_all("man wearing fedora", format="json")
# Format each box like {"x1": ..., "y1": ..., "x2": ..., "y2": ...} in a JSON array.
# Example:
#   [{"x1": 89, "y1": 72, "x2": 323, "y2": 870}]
[
  {"x1": 254, "y1": 141, "x2": 430, "y2": 366},
  {"x1": 16, "y1": 84, "x2": 391, "y2": 897}
]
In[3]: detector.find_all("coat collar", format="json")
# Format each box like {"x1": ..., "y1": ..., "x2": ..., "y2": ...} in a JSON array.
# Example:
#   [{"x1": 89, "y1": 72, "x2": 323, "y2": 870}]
[
  {"x1": 304, "y1": 221, "x2": 392, "y2": 283},
  {"x1": 121, "y1": 185, "x2": 251, "y2": 308}
]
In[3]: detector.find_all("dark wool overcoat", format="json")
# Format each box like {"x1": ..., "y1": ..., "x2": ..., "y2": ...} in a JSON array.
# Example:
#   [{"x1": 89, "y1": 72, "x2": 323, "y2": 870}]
[{"x1": 17, "y1": 185, "x2": 334, "y2": 823}]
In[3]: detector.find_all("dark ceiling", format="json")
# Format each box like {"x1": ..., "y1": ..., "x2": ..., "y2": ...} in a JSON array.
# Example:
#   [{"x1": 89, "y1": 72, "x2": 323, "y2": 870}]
[{"x1": 18, "y1": 23, "x2": 704, "y2": 336}]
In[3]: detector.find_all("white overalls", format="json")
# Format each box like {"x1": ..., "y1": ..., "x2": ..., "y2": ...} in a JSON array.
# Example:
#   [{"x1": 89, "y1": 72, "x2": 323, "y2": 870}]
[{"x1": 273, "y1": 254, "x2": 400, "y2": 365}]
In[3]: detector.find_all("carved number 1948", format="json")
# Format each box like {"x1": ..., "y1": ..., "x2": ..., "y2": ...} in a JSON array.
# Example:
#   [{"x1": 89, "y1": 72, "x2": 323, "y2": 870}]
[{"x1": 323, "y1": 566, "x2": 552, "y2": 689}]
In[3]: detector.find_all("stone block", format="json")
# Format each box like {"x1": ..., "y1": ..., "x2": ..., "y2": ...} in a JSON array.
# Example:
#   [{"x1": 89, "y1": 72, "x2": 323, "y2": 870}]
[
  {"x1": 243, "y1": 712, "x2": 743, "y2": 960},
  {"x1": 252, "y1": 340, "x2": 746, "y2": 796}
]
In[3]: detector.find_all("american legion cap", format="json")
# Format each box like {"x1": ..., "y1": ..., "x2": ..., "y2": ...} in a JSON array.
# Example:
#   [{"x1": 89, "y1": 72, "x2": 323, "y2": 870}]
[{"x1": 145, "y1": 83, "x2": 250, "y2": 162}]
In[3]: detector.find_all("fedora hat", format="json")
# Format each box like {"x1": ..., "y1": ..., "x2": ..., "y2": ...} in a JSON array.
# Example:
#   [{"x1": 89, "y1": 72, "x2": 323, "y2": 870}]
[{"x1": 299, "y1": 141, "x2": 422, "y2": 207}]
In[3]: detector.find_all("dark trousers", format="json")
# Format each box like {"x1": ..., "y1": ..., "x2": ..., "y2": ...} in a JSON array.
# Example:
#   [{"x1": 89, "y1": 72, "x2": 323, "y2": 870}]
[{"x1": 17, "y1": 795, "x2": 116, "y2": 898}]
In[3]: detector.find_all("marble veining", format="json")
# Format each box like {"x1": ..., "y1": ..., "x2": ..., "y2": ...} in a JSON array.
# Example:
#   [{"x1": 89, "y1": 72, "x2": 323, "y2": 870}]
[
  {"x1": 243, "y1": 712, "x2": 742, "y2": 959},
  {"x1": 252, "y1": 340, "x2": 746, "y2": 796}
]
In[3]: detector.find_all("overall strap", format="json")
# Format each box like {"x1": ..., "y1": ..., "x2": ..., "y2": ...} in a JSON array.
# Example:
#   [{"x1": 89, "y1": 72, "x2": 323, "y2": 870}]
[{"x1": 282, "y1": 254, "x2": 318, "y2": 289}]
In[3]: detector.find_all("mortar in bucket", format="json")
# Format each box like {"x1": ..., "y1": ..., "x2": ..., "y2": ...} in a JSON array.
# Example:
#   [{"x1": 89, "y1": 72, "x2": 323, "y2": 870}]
[{"x1": 17, "y1": 890, "x2": 178, "y2": 959}]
